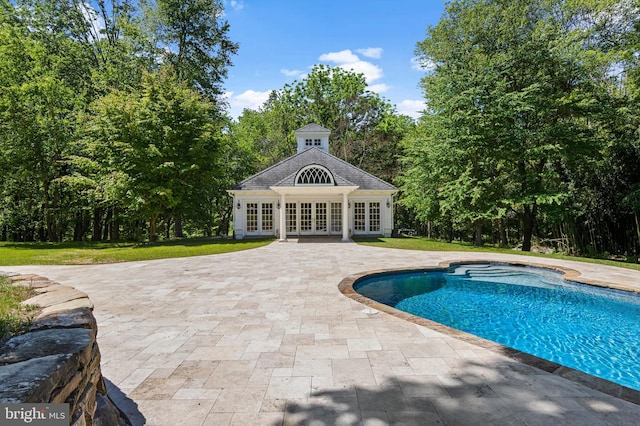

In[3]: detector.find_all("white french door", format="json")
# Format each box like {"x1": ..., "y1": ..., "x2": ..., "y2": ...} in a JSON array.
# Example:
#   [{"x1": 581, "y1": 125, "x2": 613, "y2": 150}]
[
  {"x1": 315, "y1": 202, "x2": 327, "y2": 233},
  {"x1": 287, "y1": 201, "x2": 338, "y2": 236},
  {"x1": 352, "y1": 201, "x2": 382, "y2": 235},
  {"x1": 300, "y1": 202, "x2": 313, "y2": 235}
]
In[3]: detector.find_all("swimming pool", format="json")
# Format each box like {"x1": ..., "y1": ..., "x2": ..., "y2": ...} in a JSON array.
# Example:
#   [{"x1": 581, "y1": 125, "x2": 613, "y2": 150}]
[{"x1": 353, "y1": 263, "x2": 640, "y2": 391}]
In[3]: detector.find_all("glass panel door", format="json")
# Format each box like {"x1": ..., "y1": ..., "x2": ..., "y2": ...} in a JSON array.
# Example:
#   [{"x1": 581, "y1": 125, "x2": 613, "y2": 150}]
[
  {"x1": 330, "y1": 202, "x2": 342, "y2": 234},
  {"x1": 300, "y1": 202, "x2": 312, "y2": 234},
  {"x1": 261, "y1": 203, "x2": 273, "y2": 233},
  {"x1": 246, "y1": 203, "x2": 258, "y2": 232},
  {"x1": 286, "y1": 203, "x2": 297, "y2": 234},
  {"x1": 369, "y1": 202, "x2": 380, "y2": 233},
  {"x1": 315, "y1": 202, "x2": 327, "y2": 233},
  {"x1": 354, "y1": 202, "x2": 366, "y2": 233}
]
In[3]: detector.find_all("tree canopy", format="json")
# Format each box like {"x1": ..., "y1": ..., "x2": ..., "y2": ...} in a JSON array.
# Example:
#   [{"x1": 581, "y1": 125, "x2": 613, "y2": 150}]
[
  {"x1": 0, "y1": 0, "x2": 238, "y2": 241},
  {"x1": 401, "y1": 0, "x2": 640, "y2": 254}
]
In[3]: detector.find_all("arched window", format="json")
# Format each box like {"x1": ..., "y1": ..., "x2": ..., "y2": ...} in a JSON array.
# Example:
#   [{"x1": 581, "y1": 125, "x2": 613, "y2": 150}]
[{"x1": 295, "y1": 165, "x2": 335, "y2": 185}]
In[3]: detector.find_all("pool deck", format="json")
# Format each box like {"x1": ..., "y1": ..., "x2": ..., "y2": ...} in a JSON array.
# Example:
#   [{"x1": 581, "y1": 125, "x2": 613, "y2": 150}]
[{"x1": 7, "y1": 240, "x2": 640, "y2": 425}]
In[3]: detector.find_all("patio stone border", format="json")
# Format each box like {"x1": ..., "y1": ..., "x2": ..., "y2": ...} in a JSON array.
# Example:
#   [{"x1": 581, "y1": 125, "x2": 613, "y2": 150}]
[
  {"x1": 338, "y1": 259, "x2": 640, "y2": 406},
  {"x1": 0, "y1": 273, "x2": 131, "y2": 426}
]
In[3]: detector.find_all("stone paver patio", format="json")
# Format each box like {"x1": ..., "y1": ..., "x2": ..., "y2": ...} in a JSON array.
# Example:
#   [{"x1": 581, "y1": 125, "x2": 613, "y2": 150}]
[{"x1": 8, "y1": 240, "x2": 640, "y2": 425}]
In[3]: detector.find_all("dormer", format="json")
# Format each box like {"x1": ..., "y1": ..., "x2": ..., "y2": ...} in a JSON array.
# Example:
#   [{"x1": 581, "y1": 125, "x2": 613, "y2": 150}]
[{"x1": 295, "y1": 123, "x2": 331, "y2": 154}]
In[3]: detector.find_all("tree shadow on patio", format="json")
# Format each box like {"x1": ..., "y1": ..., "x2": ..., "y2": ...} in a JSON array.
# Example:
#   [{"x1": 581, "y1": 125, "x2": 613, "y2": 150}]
[{"x1": 274, "y1": 358, "x2": 637, "y2": 426}]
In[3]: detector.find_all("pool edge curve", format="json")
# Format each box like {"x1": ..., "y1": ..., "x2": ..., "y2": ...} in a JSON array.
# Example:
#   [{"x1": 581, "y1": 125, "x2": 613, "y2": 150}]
[{"x1": 338, "y1": 259, "x2": 640, "y2": 406}]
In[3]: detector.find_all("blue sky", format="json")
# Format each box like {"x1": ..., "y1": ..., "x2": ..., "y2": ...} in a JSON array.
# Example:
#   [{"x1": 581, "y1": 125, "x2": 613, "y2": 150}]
[{"x1": 222, "y1": 1, "x2": 446, "y2": 120}]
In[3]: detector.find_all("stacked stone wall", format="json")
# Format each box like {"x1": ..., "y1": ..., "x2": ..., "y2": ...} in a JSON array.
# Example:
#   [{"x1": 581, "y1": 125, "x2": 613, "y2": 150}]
[{"x1": 0, "y1": 274, "x2": 130, "y2": 426}]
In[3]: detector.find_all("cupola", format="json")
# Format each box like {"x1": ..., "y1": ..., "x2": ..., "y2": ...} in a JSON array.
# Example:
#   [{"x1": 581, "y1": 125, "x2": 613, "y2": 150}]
[{"x1": 294, "y1": 123, "x2": 331, "y2": 154}]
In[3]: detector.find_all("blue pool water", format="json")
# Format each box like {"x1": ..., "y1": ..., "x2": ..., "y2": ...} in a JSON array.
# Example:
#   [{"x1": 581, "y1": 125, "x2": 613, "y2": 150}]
[{"x1": 354, "y1": 263, "x2": 640, "y2": 391}]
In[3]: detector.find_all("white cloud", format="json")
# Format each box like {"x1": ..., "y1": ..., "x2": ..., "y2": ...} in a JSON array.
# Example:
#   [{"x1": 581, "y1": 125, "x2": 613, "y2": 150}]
[
  {"x1": 319, "y1": 49, "x2": 360, "y2": 64},
  {"x1": 340, "y1": 61, "x2": 383, "y2": 83},
  {"x1": 368, "y1": 83, "x2": 390, "y2": 94},
  {"x1": 319, "y1": 49, "x2": 383, "y2": 83},
  {"x1": 411, "y1": 56, "x2": 436, "y2": 72},
  {"x1": 228, "y1": 89, "x2": 271, "y2": 110},
  {"x1": 357, "y1": 47, "x2": 383, "y2": 59},
  {"x1": 230, "y1": 1, "x2": 244, "y2": 11},
  {"x1": 280, "y1": 68, "x2": 305, "y2": 78},
  {"x1": 397, "y1": 100, "x2": 426, "y2": 119}
]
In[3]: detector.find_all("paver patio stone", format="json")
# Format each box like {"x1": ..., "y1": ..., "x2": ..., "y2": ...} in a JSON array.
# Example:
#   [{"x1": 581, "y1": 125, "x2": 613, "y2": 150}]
[
  {"x1": 8, "y1": 240, "x2": 640, "y2": 425},
  {"x1": 211, "y1": 387, "x2": 266, "y2": 413}
]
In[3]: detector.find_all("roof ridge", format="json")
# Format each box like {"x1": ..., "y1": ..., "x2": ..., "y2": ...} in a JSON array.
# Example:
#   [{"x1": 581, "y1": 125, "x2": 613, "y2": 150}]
[{"x1": 295, "y1": 123, "x2": 331, "y2": 133}]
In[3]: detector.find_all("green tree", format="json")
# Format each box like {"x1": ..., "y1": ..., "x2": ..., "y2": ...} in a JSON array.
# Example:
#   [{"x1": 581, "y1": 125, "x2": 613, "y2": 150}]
[
  {"x1": 1, "y1": 0, "x2": 239, "y2": 241},
  {"x1": 145, "y1": 0, "x2": 239, "y2": 99},
  {"x1": 85, "y1": 70, "x2": 222, "y2": 241},
  {"x1": 280, "y1": 65, "x2": 389, "y2": 163},
  {"x1": 0, "y1": 0, "x2": 158, "y2": 242},
  {"x1": 404, "y1": 0, "x2": 616, "y2": 250},
  {"x1": 234, "y1": 65, "x2": 411, "y2": 175},
  {"x1": 0, "y1": 14, "x2": 86, "y2": 241}
]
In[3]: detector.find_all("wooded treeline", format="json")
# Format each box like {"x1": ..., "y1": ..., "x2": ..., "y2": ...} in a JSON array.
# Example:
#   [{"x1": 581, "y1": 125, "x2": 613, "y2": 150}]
[
  {"x1": 400, "y1": 0, "x2": 640, "y2": 257},
  {"x1": 1, "y1": 0, "x2": 639, "y2": 258},
  {"x1": 0, "y1": 0, "x2": 238, "y2": 241}
]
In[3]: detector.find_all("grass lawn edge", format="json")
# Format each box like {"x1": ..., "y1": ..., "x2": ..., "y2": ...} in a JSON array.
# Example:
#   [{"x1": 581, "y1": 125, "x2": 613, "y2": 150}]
[{"x1": 353, "y1": 236, "x2": 640, "y2": 272}]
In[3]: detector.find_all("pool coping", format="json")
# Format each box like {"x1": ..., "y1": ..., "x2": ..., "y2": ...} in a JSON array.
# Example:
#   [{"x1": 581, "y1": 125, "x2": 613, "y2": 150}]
[{"x1": 338, "y1": 259, "x2": 640, "y2": 406}]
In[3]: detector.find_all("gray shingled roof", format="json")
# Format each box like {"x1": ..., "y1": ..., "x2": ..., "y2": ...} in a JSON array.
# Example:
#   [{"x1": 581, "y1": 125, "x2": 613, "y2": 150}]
[
  {"x1": 294, "y1": 123, "x2": 331, "y2": 134},
  {"x1": 231, "y1": 148, "x2": 396, "y2": 191}
]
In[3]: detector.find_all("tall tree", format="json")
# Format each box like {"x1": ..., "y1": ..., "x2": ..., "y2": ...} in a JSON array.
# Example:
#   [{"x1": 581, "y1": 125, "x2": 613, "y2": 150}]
[
  {"x1": 85, "y1": 70, "x2": 222, "y2": 241},
  {"x1": 145, "y1": 0, "x2": 239, "y2": 99},
  {"x1": 403, "y1": 0, "x2": 619, "y2": 250},
  {"x1": 281, "y1": 64, "x2": 388, "y2": 163},
  {"x1": 0, "y1": 0, "x2": 240, "y2": 241},
  {"x1": 0, "y1": 9, "x2": 87, "y2": 241},
  {"x1": 230, "y1": 65, "x2": 414, "y2": 209}
]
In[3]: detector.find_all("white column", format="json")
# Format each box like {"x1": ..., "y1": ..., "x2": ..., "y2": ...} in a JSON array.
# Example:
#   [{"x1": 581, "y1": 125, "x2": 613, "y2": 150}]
[
  {"x1": 342, "y1": 193, "x2": 349, "y2": 242},
  {"x1": 279, "y1": 193, "x2": 287, "y2": 242}
]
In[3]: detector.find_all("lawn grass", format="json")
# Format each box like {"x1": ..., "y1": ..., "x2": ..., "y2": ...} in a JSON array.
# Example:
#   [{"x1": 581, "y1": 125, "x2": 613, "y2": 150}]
[
  {"x1": 0, "y1": 238, "x2": 274, "y2": 266},
  {"x1": 354, "y1": 236, "x2": 640, "y2": 271},
  {"x1": 0, "y1": 276, "x2": 38, "y2": 344}
]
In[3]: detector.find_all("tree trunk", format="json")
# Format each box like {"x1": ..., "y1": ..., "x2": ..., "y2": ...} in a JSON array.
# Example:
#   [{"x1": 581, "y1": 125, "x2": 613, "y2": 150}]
[
  {"x1": 149, "y1": 215, "x2": 158, "y2": 242},
  {"x1": 44, "y1": 194, "x2": 57, "y2": 241},
  {"x1": 216, "y1": 205, "x2": 232, "y2": 236},
  {"x1": 174, "y1": 216, "x2": 183, "y2": 238},
  {"x1": 499, "y1": 219, "x2": 508, "y2": 247},
  {"x1": 73, "y1": 211, "x2": 84, "y2": 241},
  {"x1": 522, "y1": 204, "x2": 537, "y2": 252},
  {"x1": 110, "y1": 207, "x2": 120, "y2": 241},
  {"x1": 91, "y1": 208, "x2": 102, "y2": 241},
  {"x1": 634, "y1": 213, "x2": 640, "y2": 255},
  {"x1": 165, "y1": 217, "x2": 172, "y2": 239},
  {"x1": 103, "y1": 208, "x2": 112, "y2": 240},
  {"x1": 473, "y1": 219, "x2": 484, "y2": 246},
  {"x1": 446, "y1": 217, "x2": 453, "y2": 243}
]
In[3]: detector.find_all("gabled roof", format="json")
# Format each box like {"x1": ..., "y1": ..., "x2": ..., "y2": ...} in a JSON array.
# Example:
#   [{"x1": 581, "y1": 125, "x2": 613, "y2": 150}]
[
  {"x1": 231, "y1": 148, "x2": 396, "y2": 191},
  {"x1": 294, "y1": 123, "x2": 331, "y2": 134}
]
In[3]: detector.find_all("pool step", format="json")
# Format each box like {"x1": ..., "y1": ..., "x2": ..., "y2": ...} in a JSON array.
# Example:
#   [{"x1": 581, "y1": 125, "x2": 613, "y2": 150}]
[{"x1": 452, "y1": 265, "x2": 564, "y2": 287}]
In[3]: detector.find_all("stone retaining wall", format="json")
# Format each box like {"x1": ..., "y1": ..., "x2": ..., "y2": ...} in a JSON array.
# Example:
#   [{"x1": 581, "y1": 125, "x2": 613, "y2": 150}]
[{"x1": 0, "y1": 274, "x2": 130, "y2": 426}]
